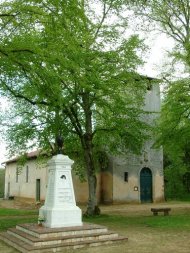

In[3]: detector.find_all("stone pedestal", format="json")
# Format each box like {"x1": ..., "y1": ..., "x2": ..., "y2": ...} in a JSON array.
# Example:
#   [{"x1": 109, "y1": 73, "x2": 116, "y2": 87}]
[
  {"x1": 0, "y1": 223, "x2": 128, "y2": 252},
  {"x1": 39, "y1": 154, "x2": 82, "y2": 228}
]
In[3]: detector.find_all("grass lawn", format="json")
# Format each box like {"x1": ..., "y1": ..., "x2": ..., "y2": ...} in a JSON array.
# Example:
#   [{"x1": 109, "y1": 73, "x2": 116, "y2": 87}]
[
  {"x1": 0, "y1": 208, "x2": 38, "y2": 232},
  {"x1": 0, "y1": 208, "x2": 37, "y2": 217},
  {"x1": 0, "y1": 203, "x2": 190, "y2": 253},
  {"x1": 85, "y1": 213, "x2": 190, "y2": 231},
  {"x1": 0, "y1": 209, "x2": 190, "y2": 231}
]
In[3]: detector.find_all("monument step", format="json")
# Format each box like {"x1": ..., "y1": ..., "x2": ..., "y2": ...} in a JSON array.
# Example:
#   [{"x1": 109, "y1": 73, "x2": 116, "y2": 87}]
[
  {"x1": 0, "y1": 231, "x2": 128, "y2": 253},
  {"x1": 8, "y1": 227, "x2": 119, "y2": 247},
  {"x1": 16, "y1": 223, "x2": 108, "y2": 238}
]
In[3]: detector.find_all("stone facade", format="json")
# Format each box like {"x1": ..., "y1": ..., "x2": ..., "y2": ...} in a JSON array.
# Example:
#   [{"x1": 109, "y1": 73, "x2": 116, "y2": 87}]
[
  {"x1": 101, "y1": 81, "x2": 164, "y2": 203},
  {"x1": 3, "y1": 79, "x2": 164, "y2": 204},
  {"x1": 4, "y1": 157, "x2": 48, "y2": 201},
  {"x1": 4, "y1": 154, "x2": 102, "y2": 204}
]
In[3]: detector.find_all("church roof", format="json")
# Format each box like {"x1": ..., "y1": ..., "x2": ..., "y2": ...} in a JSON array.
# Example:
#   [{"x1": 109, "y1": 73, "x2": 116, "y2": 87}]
[{"x1": 2, "y1": 150, "x2": 42, "y2": 165}]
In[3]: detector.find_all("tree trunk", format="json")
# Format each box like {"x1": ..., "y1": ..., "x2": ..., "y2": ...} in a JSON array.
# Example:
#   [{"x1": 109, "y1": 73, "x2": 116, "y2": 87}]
[
  {"x1": 83, "y1": 145, "x2": 100, "y2": 216},
  {"x1": 81, "y1": 92, "x2": 100, "y2": 216}
]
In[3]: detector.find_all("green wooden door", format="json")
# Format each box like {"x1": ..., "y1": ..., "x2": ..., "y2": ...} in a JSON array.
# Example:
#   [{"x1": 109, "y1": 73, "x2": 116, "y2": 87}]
[
  {"x1": 36, "y1": 179, "x2": 41, "y2": 202},
  {"x1": 8, "y1": 182, "x2": 10, "y2": 197},
  {"x1": 140, "y1": 167, "x2": 152, "y2": 203}
]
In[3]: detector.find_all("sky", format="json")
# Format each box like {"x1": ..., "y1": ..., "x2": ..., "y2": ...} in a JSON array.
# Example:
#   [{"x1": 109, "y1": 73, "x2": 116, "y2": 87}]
[{"x1": 140, "y1": 33, "x2": 174, "y2": 77}]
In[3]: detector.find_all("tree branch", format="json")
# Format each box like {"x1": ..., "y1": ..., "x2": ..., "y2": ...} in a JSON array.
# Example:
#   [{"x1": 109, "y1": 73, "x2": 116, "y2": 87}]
[
  {"x1": 93, "y1": 127, "x2": 117, "y2": 136},
  {"x1": 0, "y1": 14, "x2": 16, "y2": 18},
  {"x1": 93, "y1": 1, "x2": 114, "y2": 41},
  {"x1": 62, "y1": 106, "x2": 83, "y2": 139},
  {"x1": 10, "y1": 49, "x2": 35, "y2": 54},
  {"x1": 2, "y1": 82, "x2": 49, "y2": 106}
]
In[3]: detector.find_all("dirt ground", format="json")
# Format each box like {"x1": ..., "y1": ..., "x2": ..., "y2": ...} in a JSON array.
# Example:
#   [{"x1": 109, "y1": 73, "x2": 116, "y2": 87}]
[
  {"x1": 1, "y1": 198, "x2": 190, "y2": 215},
  {"x1": 0, "y1": 200, "x2": 190, "y2": 253},
  {"x1": 100, "y1": 201, "x2": 190, "y2": 216},
  {"x1": 0, "y1": 198, "x2": 41, "y2": 210}
]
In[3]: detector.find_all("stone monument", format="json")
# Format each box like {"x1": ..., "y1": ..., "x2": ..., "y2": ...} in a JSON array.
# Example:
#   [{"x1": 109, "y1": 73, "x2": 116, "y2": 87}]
[
  {"x1": 39, "y1": 141, "x2": 82, "y2": 227},
  {"x1": 0, "y1": 136, "x2": 128, "y2": 251}
]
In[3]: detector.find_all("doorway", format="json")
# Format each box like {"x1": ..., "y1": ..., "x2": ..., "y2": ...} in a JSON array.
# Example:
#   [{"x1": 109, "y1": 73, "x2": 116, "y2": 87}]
[
  {"x1": 140, "y1": 167, "x2": 152, "y2": 203},
  {"x1": 7, "y1": 182, "x2": 10, "y2": 198},
  {"x1": 36, "y1": 179, "x2": 41, "y2": 202}
]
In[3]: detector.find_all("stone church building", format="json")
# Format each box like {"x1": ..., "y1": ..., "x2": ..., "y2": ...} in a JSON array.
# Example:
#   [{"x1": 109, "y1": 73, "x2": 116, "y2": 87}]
[{"x1": 3, "y1": 78, "x2": 164, "y2": 204}]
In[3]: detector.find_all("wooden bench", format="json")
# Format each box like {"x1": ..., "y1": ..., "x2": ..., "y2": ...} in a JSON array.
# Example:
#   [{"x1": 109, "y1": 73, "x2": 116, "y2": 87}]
[{"x1": 151, "y1": 208, "x2": 171, "y2": 216}]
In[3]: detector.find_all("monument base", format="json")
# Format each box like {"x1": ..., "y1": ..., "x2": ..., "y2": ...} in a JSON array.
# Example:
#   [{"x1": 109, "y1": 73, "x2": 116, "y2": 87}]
[
  {"x1": 39, "y1": 205, "x2": 82, "y2": 228},
  {"x1": 0, "y1": 223, "x2": 128, "y2": 253}
]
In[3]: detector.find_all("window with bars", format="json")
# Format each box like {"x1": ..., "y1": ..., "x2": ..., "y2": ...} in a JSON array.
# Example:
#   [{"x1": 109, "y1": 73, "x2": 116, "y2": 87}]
[
  {"x1": 16, "y1": 167, "x2": 19, "y2": 183},
  {"x1": 26, "y1": 166, "x2": 29, "y2": 183},
  {"x1": 124, "y1": 172, "x2": 128, "y2": 182}
]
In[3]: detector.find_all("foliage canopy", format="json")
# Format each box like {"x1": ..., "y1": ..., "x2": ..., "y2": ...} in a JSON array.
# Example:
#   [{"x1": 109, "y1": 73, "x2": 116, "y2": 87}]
[{"x1": 0, "y1": 0, "x2": 149, "y2": 214}]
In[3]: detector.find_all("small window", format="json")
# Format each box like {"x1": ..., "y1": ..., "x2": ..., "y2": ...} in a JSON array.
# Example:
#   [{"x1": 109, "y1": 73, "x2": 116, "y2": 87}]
[
  {"x1": 124, "y1": 172, "x2": 128, "y2": 182},
  {"x1": 16, "y1": 167, "x2": 19, "y2": 183},
  {"x1": 26, "y1": 166, "x2": 29, "y2": 183}
]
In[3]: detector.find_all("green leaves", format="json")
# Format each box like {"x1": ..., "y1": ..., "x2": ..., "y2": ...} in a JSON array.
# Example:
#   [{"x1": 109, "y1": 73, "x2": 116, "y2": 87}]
[
  {"x1": 0, "y1": 0, "x2": 148, "y2": 176},
  {"x1": 156, "y1": 79, "x2": 190, "y2": 198}
]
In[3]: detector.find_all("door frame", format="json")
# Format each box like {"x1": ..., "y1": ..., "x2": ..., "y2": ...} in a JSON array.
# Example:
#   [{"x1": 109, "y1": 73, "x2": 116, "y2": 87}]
[{"x1": 36, "y1": 179, "x2": 41, "y2": 202}]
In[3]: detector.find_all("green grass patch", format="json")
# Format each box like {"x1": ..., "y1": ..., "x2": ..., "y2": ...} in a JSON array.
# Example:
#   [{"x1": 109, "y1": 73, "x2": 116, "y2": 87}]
[
  {"x1": 0, "y1": 217, "x2": 37, "y2": 231},
  {"x1": 84, "y1": 213, "x2": 190, "y2": 231},
  {"x1": 0, "y1": 208, "x2": 38, "y2": 216},
  {"x1": 166, "y1": 196, "x2": 190, "y2": 202},
  {"x1": 1, "y1": 208, "x2": 190, "y2": 232}
]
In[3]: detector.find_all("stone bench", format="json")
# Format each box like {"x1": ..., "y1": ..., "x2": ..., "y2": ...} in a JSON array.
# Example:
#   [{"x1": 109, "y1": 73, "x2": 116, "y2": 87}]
[{"x1": 151, "y1": 208, "x2": 171, "y2": 216}]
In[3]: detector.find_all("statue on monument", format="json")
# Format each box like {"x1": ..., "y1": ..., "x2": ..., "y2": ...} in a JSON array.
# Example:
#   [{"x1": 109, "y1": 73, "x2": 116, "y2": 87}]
[{"x1": 56, "y1": 135, "x2": 64, "y2": 155}]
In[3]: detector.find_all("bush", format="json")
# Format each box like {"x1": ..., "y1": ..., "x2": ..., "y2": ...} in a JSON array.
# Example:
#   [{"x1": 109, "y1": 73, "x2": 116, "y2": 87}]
[{"x1": 164, "y1": 165, "x2": 190, "y2": 200}]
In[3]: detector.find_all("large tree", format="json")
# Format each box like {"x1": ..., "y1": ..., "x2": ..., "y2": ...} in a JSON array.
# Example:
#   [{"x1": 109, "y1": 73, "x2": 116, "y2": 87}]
[
  {"x1": 157, "y1": 78, "x2": 190, "y2": 198},
  {"x1": 131, "y1": 0, "x2": 190, "y2": 71},
  {"x1": 131, "y1": 0, "x2": 190, "y2": 142},
  {"x1": 0, "y1": 0, "x2": 148, "y2": 215},
  {"x1": 131, "y1": 0, "x2": 190, "y2": 196}
]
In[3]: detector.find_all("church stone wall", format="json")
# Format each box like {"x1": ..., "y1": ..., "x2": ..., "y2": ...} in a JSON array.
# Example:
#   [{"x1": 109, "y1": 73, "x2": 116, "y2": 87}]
[
  {"x1": 4, "y1": 158, "x2": 102, "y2": 204},
  {"x1": 4, "y1": 160, "x2": 48, "y2": 200}
]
